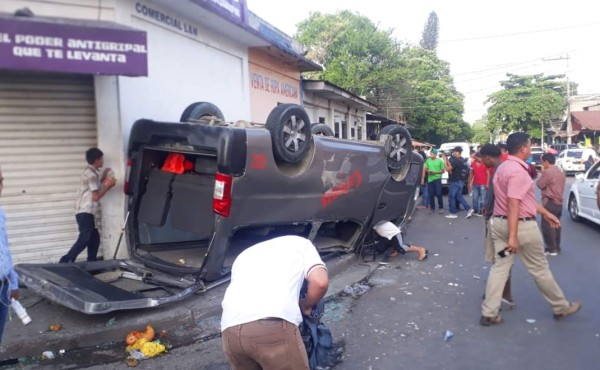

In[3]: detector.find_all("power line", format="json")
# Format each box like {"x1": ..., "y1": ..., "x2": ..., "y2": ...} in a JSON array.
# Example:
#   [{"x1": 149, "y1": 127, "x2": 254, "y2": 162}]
[{"x1": 440, "y1": 21, "x2": 600, "y2": 43}]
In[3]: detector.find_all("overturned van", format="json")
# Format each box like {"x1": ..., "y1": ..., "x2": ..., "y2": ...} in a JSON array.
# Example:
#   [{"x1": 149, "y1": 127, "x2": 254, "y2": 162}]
[{"x1": 16, "y1": 103, "x2": 423, "y2": 314}]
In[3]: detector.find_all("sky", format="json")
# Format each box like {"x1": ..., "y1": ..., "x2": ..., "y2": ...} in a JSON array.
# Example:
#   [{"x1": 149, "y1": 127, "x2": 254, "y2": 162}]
[{"x1": 247, "y1": 0, "x2": 600, "y2": 124}]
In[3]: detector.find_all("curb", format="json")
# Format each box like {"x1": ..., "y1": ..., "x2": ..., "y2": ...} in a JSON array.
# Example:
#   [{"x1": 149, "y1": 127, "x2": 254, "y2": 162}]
[{"x1": 1, "y1": 253, "x2": 365, "y2": 359}]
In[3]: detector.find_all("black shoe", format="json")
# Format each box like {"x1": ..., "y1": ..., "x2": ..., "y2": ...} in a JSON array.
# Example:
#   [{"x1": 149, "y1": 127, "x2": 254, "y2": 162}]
[{"x1": 480, "y1": 316, "x2": 503, "y2": 326}]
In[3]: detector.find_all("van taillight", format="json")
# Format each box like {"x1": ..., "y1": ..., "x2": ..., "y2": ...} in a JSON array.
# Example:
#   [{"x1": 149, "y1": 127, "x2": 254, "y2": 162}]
[
  {"x1": 213, "y1": 173, "x2": 232, "y2": 217},
  {"x1": 124, "y1": 159, "x2": 132, "y2": 194}
]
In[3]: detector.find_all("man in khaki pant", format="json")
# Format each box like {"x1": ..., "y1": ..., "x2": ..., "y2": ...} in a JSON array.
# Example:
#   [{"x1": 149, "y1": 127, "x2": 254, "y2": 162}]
[{"x1": 480, "y1": 133, "x2": 581, "y2": 326}]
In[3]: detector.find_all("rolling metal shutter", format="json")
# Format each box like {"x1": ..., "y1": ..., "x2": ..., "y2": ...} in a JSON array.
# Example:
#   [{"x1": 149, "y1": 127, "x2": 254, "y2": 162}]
[{"x1": 0, "y1": 72, "x2": 97, "y2": 264}]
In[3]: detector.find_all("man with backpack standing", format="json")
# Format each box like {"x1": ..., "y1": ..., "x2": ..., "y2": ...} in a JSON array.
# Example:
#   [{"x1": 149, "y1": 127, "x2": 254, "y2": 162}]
[{"x1": 443, "y1": 146, "x2": 474, "y2": 219}]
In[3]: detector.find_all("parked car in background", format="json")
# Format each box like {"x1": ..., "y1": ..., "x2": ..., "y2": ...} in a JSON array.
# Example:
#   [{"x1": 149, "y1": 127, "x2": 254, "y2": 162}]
[
  {"x1": 16, "y1": 103, "x2": 423, "y2": 314},
  {"x1": 550, "y1": 143, "x2": 578, "y2": 153},
  {"x1": 556, "y1": 148, "x2": 598, "y2": 175},
  {"x1": 529, "y1": 146, "x2": 545, "y2": 169},
  {"x1": 568, "y1": 160, "x2": 600, "y2": 226}
]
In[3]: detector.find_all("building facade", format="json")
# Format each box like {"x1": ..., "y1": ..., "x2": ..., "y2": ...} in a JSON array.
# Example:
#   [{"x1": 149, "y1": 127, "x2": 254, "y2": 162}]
[
  {"x1": 303, "y1": 80, "x2": 376, "y2": 140},
  {"x1": 0, "y1": 0, "x2": 318, "y2": 263}
]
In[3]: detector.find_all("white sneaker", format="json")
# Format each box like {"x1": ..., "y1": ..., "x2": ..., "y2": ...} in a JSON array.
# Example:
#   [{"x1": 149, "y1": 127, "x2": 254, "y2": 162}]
[
  {"x1": 466, "y1": 209, "x2": 474, "y2": 219},
  {"x1": 445, "y1": 214, "x2": 458, "y2": 219}
]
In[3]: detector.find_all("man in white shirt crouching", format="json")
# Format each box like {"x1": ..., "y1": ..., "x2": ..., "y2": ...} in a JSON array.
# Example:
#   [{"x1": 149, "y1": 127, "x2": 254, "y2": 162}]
[{"x1": 221, "y1": 235, "x2": 329, "y2": 370}]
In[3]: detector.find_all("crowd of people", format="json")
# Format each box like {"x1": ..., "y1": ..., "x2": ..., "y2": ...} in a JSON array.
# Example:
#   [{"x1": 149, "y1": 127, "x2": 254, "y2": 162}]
[{"x1": 416, "y1": 134, "x2": 585, "y2": 326}]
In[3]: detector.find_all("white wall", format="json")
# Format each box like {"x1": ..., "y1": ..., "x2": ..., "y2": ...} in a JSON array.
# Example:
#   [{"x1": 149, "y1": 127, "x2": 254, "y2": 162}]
[
  {"x1": 95, "y1": 76, "x2": 127, "y2": 259},
  {"x1": 114, "y1": 0, "x2": 250, "y2": 147}
]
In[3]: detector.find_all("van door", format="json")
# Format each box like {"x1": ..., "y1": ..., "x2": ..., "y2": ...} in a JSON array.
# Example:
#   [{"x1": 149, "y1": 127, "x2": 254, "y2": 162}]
[{"x1": 15, "y1": 259, "x2": 204, "y2": 314}]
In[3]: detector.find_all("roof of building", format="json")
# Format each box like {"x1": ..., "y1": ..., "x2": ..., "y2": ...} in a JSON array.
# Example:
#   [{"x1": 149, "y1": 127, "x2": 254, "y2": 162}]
[
  {"x1": 303, "y1": 80, "x2": 377, "y2": 110},
  {"x1": 571, "y1": 111, "x2": 600, "y2": 131}
]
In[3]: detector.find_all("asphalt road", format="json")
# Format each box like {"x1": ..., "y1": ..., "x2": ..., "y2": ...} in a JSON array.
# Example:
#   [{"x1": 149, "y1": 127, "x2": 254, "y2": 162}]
[{"x1": 9, "y1": 177, "x2": 600, "y2": 370}]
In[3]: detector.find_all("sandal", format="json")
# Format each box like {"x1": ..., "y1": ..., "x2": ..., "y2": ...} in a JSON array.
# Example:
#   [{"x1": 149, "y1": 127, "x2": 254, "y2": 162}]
[{"x1": 418, "y1": 249, "x2": 429, "y2": 261}]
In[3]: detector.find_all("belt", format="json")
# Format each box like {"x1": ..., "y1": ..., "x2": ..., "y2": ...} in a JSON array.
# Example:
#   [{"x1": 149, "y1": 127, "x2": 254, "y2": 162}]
[
  {"x1": 259, "y1": 317, "x2": 283, "y2": 321},
  {"x1": 494, "y1": 215, "x2": 535, "y2": 221}
]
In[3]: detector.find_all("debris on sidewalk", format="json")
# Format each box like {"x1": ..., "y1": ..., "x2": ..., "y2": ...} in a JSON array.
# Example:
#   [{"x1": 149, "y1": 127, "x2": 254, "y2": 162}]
[
  {"x1": 447, "y1": 240, "x2": 454, "y2": 245},
  {"x1": 443, "y1": 330, "x2": 454, "y2": 342},
  {"x1": 48, "y1": 323, "x2": 62, "y2": 331},
  {"x1": 42, "y1": 351, "x2": 55, "y2": 359},
  {"x1": 342, "y1": 282, "x2": 371, "y2": 299},
  {"x1": 526, "y1": 319, "x2": 536, "y2": 324},
  {"x1": 472, "y1": 275, "x2": 481, "y2": 280},
  {"x1": 105, "y1": 317, "x2": 117, "y2": 327},
  {"x1": 124, "y1": 325, "x2": 168, "y2": 364}
]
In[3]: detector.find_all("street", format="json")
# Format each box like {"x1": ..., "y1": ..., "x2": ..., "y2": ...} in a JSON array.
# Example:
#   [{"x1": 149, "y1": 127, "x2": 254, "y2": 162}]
[{"x1": 6, "y1": 177, "x2": 600, "y2": 370}]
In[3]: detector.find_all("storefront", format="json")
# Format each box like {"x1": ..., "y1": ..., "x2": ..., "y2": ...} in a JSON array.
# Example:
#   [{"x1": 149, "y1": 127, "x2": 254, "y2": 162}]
[
  {"x1": 0, "y1": 10, "x2": 148, "y2": 263},
  {"x1": 303, "y1": 80, "x2": 376, "y2": 140},
  {"x1": 0, "y1": 0, "x2": 314, "y2": 263}
]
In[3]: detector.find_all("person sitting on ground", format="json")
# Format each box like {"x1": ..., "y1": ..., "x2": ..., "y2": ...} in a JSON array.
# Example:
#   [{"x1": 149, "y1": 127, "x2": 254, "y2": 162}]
[{"x1": 373, "y1": 221, "x2": 428, "y2": 261}]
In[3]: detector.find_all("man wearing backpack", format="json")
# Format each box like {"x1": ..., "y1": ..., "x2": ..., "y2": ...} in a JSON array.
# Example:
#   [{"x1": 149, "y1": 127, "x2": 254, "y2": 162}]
[{"x1": 443, "y1": 146, "x2": 474, "y2": 219}]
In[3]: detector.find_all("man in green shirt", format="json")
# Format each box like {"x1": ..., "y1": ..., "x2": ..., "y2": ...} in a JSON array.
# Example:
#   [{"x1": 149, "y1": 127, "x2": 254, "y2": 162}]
[{"x1": 422, "y1": 149, "x2": 445, "y2": 214}]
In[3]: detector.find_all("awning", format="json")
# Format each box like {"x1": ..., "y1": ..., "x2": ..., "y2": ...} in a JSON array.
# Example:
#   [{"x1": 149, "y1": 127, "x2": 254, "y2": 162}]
[
  {"x1": 0, "y1": 13, "x2": 147, "y2": 76},
  {"x1": 553, "y1": 130, "x2": 580, "y2": 138},
  {"x1": 303, "y1": 80, "x2": 377, "y2": 110},
  {"x1": 571, "y1": 111, "x2": 600, "y2": 131},
  {"x1": 412, "y1": 140, "x2": 435, "y2": 148}
]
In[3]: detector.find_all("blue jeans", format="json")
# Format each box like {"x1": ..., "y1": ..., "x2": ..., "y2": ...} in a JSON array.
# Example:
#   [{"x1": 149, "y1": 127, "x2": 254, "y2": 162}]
[
  {"x1": 448, "y1": 180, "x2": 471, "y2": 214},
  {"x1": 0, "y1": 280, "x2": 9, "y2": 345},
  {"x1": 420, "y1": 182, "x2": 429, "y2": 206},
  {"x1": 427, "y1": 179, "x2": 443, "y2": 211},
  {"x1": 472, "y1": 185, "x2": 486, "y2": 213}
]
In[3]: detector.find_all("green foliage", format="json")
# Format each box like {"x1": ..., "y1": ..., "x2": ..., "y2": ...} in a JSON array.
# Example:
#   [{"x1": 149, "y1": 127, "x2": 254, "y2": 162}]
[
  {"x1": 296, "y1": 11, "x2": 466, "y2": 145},
  {"x1": 419, "y1": 11, "x2": 439, "y2": 51},
  {"x1": 395, "y1": 47, "x2": 468, "y2": 144},
  {"x1": 472, "y1": 116, "x2": 491, "y2": 144},
  {"x1": 486, "y1": 74, "x2": 566, "y2": 137}
]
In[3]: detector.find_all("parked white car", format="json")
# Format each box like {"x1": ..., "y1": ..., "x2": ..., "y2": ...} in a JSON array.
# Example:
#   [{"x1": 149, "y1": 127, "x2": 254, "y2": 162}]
[
  {"x1": 568, "y1": 160, "x2": 600, "y2": 226},
  {"x1": 556, "y1": 148, "x2": 598, "y2": 175}
]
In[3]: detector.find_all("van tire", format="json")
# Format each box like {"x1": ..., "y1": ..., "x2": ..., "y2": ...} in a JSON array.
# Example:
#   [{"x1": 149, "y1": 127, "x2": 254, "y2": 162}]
[
  {"x1": 266, "y1": 104, "x2": 312, "y2": 164},
  {"x1": 180, "y1": 102, "x2": 225, "y2": 123},
  {"x1": 378, "y1": 124, "x2": 412, "y2": 172},
  {"x1": 311, "y1": 123, "x2": 334, "y2": 137}
]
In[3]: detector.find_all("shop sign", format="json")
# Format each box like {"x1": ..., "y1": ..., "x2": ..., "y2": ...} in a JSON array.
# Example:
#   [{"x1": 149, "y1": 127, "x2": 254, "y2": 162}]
[
  {"x1": 134, "y1": 2, "x2": 199, "y2": 38},
  {"x1": 0, "y1": 16, "x2": 148, "y2": 76},
  {"x1": 191, "y1": 0, "x2": 247, "y2": 26},
  {"x1": 251, "y1": 71, "x2": 299, "y2": 99}
]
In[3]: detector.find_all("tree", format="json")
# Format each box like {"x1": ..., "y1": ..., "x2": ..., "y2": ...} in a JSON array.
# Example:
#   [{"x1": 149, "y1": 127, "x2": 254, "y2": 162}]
[
  {"x1": 296, "y1": 11, "x2": 401, "y2": 98},
  {"x1": 472, "y1": 116, "x2": 491, "y2": 144},
  {"x1": 296, "y1": 11, "x2": 466, "y2": 145},
  {"x1": 419, "y1": 11, "x2": 439, "y2": 51},
  {"x1": 392, "y1": 47, "x2": 468, "y2": 144},
  {"x1": 486, "y1": 74, "x2": 566, "y2": 140}
]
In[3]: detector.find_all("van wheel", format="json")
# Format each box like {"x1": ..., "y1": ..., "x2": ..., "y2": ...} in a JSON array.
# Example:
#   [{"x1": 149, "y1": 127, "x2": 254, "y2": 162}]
[
  {"x1": 311, "y1": 123, "x2": 334, "y2": 137},
  {"x1": 266, "y1": 104, "x2": 312, "y2": 164},
  {"x1": 378, "y1": 124, "x2": 412, "y2": 172},
  {"x1": 180, "y1": 102, "x2": 225, "y2": 123}
]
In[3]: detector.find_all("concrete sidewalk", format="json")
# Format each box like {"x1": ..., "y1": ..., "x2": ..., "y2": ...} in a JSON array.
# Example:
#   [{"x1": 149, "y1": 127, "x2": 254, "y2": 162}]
[{"x1": 1, "y1": 253, "x2": 377, "y2": 360}]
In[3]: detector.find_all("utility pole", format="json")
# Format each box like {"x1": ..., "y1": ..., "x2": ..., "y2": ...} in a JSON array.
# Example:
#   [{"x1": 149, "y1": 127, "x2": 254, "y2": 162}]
[{"x1": 543, "y1": 54, "x2": 571, "y2": 143}]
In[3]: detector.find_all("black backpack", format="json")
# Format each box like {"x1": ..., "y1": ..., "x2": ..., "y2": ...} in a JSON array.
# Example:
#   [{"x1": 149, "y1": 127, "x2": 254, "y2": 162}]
[
  {"x1": 300, "y1": 283, "x2": 333, "y2": 370},
  {"x1": 456, "y1": 159, "x2": 470, "y2": 182}
]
